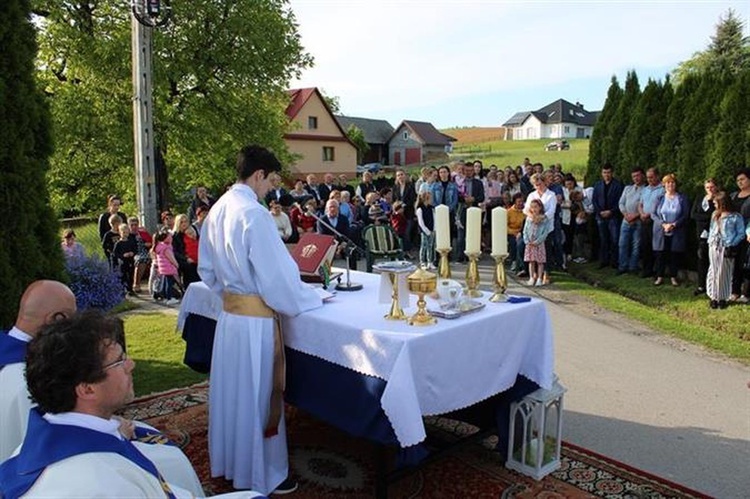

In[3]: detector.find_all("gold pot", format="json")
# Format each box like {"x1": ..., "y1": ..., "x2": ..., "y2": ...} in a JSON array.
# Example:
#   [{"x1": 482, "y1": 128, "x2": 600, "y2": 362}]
[{"x1": 406, "y1": 267, "x2": 437, "y2": 326}]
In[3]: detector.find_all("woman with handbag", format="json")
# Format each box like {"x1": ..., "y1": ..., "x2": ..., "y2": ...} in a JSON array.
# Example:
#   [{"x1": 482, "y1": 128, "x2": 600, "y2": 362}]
[{"x1": 706, "y1": 193, "x2": 746, "y2": 309}]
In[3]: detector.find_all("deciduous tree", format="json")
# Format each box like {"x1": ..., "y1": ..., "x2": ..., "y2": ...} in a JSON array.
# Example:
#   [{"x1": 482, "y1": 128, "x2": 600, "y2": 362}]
[{"x1": 34, "y1": 0, "x2": 312, "y2": 216}]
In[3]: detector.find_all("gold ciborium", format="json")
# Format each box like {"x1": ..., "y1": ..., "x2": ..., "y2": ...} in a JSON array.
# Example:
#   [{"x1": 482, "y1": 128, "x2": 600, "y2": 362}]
[{"x1": 406, "y1": 267, "x2": 438, "y2": 326}]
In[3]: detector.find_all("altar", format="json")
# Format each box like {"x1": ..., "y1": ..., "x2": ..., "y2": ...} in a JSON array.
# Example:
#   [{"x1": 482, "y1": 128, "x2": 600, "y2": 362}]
[{"x1": 178, "y1": 270, "x2": 554, "y2": 453}]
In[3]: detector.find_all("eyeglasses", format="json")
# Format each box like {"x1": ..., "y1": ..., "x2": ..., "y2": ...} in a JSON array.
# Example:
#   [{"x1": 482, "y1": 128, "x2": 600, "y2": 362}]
[{"x1": 103, "y1": 351, "x2": 128, "y2": 371}]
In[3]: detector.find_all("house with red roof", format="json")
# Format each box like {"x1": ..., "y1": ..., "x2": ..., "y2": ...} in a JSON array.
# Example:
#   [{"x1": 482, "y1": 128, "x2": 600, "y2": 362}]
[
  {"x1": 387, "y1": 120, "x2": 456, "y2": 166},
  {"x1": 285, "y1": 87, "x2": 357, "y2": 178}
]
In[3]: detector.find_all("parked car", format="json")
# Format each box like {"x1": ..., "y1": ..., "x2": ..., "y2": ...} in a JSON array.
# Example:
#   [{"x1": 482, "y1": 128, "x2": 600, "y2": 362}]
[
  {"x1": 356, "y1": 162, "x2": 383, "y2": 174},
  {"x1": 545, "y1": 140, "x2": 570, "y2": 151}
]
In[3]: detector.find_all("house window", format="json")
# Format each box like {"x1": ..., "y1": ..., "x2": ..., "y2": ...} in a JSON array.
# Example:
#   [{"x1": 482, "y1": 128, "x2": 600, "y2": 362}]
[
  {"x1": 564, "y1": 126, "x2": 570, "y2": 134},
  {"x1": 308, "y1": 116, "x2": 318, "y2": 130},
  {"x1": 322, "y1": 146, "x2": 335, "y2": 162}
]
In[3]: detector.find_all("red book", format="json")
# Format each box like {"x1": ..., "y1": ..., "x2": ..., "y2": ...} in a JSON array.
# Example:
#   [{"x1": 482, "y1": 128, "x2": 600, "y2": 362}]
[{"x1": 290, "y1": 233, "x2": 337, "y2": 275}]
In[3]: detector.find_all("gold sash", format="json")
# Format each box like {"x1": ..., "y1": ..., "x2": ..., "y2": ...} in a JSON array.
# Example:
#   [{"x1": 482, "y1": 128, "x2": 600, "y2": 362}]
[{"x1": 222, "y1": 292, "x2": 284, "y2": 438}]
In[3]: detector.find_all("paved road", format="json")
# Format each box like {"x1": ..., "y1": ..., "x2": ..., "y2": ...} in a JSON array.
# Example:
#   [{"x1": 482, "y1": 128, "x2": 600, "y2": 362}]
[{"x1": 132, "y1": 260, "x2": 750, "y2": 497}]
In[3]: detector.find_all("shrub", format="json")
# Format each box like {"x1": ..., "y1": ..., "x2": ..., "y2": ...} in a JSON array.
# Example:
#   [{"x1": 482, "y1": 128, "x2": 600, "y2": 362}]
[{"x1": 65, "y1": 255, "x2": 125, "y2": 311}]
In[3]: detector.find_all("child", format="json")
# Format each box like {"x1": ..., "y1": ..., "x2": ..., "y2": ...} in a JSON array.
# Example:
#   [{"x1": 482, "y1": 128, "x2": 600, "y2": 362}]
[
  {"x1": 101, "y1": 214, "x2": 122, "y2": 269},
  {"x1": 570, "y1": 190, "x2": 589, "y2": 263},
  {"x1": 523, "y1": 199, "x2": 551, "y2": 286},
  {"x1": 153, "y1": 230, "x2": 181, "y2": 305},
  {"x1": 113, "y1": 223, "x2": 137, "y2": 295},
  {"x1": 416, "y1": 191, "x2": 436, "y2": 269},
  {"x1": 390, "y1": 201, "x2": 407, "y2": 246},
  {"x1": 61, "y1": 229, "x2": 85, "y2": 260}
]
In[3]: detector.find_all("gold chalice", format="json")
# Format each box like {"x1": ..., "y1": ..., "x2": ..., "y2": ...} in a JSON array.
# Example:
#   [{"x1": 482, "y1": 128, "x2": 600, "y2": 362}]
[{"x1": 406, "y1": 267, "x2": 438, "y2": 326}]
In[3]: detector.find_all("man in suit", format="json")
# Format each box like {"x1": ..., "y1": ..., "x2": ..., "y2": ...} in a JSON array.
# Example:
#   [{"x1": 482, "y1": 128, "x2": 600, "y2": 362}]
[
  {"x1": 263, "y1": 173, "x2": 288, "y2": 206},
  {"x1": 455, "y1": 161, "x2": 485, "y2": 261},
  {"x1": 592, "y1": 163, "x2": 625, "y2": 268},
  {"x1": 318, "y1": 199, "x2": 360, "y2": 269},
  {"x1": 317, "y1": 173, "x2": 337, "y2": 204}
]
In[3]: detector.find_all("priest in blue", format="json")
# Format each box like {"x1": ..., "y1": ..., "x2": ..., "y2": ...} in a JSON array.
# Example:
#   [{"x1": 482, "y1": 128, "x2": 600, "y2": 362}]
[
  {"x1": 0, "y1": 280, "x2": 77, "y2": 462},
  {"x1": 0, "y1": 311, "x2": 266, "y2": 498}
]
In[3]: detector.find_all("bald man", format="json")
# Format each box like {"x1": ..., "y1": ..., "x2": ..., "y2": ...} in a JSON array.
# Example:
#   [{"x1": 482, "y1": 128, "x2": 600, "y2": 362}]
[
  {"x1": 0, "y1": 281, "x2": 77, "y2": 461},
  {"x1": 0, "y1": 282, "x2": 205, "y2": 495}
]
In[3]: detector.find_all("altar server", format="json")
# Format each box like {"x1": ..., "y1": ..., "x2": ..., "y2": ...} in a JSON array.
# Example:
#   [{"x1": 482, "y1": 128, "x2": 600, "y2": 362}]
[
  {"x1": 0, "y1": 310, "x2": 220, "y2": 498},
  {"x1": 0, "y1": 280, "x2": 77, "y2": 462},
  {"x1": 198, "y1": 145, "x2": 323, "y2": 494}
]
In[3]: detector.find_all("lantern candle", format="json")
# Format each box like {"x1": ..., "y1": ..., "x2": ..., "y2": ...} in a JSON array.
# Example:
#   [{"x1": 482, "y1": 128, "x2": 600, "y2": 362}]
[
  {"x1": 435, "y1": 204, "x2": 450, "y2": 250},
  {"x1": 491, "y1": 207, "x2": 508, "y2": 256},
  {"x1": 465, "y1": 207, "x2": 482, "y2": 254}
]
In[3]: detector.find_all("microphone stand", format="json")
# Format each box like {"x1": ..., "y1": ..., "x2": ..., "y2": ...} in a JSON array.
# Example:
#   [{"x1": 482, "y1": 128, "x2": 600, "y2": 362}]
[{"x1": 307, "y1": 209, "x2": 364, "y2": 291}]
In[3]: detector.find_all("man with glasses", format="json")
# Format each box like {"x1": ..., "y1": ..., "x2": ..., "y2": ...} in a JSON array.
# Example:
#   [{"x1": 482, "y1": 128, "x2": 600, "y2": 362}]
[{"x1": 0, "y1": 310, "x2": 217, "y2": 498}]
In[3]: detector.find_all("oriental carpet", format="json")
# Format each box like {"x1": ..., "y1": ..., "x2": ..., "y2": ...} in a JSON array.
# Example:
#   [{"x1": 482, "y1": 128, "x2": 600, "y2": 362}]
[{"x1": 122, "y1": 384, "x2": 710, "y2": 499}]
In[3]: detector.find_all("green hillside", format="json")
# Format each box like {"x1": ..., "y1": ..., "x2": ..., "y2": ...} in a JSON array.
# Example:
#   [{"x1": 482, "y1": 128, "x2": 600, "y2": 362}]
[{"x1": 442, "y1": 133, "x2": 591, "y2": 184}]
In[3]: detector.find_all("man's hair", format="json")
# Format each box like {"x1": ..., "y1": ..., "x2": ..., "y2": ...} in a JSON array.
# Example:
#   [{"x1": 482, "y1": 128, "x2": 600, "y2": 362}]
[
  {"x1": 26, "y1": 310, "x2": 125, "y2": 414},
  {"x1": 236, "y1": 145, "x2": 282, "y2": 181}
]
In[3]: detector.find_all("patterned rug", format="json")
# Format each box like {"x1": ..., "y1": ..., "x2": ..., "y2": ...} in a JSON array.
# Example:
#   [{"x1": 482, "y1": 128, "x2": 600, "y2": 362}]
[{"x1": 122, "y1": 384, "x2": 710, "y2": 498}]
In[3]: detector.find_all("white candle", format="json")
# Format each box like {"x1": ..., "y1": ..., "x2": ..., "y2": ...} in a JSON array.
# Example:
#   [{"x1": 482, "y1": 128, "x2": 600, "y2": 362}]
[
  {"x1": 465, "y1": 207, "x2": 482, "y2": 254},
  {"x1": 491, "y1": 207, "x2": 508, "y2": 256},
  {"x1": 435, "y1": 204, "x2": 450, "y2": 250}
]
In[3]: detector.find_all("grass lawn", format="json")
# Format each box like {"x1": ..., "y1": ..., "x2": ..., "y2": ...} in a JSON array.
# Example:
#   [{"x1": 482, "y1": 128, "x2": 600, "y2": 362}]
[
  {"x1": 124, "y1": 312, "x2": 207, "y2": 396},
  {"x1": 442, "y1": 130, "x2": 591, "y2": 183},
  {"x1": 560, "y1": 263, "x2": 750, "y2": 363}
]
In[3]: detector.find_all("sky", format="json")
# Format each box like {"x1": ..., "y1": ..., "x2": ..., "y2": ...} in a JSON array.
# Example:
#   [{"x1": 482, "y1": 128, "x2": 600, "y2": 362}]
[{"x1": 288, "y1": 0, "x2": 750, "y2": 130}]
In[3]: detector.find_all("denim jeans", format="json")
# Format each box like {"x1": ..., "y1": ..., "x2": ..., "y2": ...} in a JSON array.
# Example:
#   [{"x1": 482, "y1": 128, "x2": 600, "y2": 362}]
[
  {"x1": 597, "y1": 217, "x2": 621, "y2": 266},
  {"x1": 618, "y1": 219, "x2": 641, "y2": 271}
]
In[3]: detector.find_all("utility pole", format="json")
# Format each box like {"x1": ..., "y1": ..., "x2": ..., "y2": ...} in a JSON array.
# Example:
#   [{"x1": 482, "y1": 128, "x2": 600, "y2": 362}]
[{"x1": 131, "y1": 0, "x2": 171, "y2": 233}]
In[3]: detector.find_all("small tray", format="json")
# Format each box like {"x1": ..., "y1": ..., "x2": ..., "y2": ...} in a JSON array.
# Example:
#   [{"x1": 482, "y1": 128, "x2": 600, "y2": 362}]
[
  {"x1": 373, "y1": 261, "x2": 416, "y2": 273},
  {"x1": 428, "y1": 299, "x2": 486, "y2": 319}
]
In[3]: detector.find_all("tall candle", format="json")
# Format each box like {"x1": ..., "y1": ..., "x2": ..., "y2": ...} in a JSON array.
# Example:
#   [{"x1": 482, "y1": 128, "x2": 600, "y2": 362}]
[
  {"x1": 465, "y1": 207, "x2": 482, "y2": 254},
  {"x1": 491, "y1": 207, "x2": 508, "y2": 256},
  {"x1": 435, "y1": 205, "x2": 450, "y2": 250}
]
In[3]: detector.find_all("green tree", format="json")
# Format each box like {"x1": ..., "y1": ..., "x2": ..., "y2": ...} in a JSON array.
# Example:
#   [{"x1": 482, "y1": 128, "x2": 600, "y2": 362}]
[
  {"x1": 620, "y1": 77, "x2": 672, "y2": 171},
  {"x1": 705, "y1": 71, "x2": 750, "y2": 189},
  {"x1": 345, "y1": 124, "x2": 369, "y2": 164},
  {"x1": 656, "y1": 74, "x2": 700, "y2": 174},
  {"x1": 675, "y1": 75, "x2": 724, "y2": 194},
  {"x1": 673, "y1": 9, "x2": 750, "y2": 85},
  {"x1": 610, "y1": 70, "x2": 641, "y2": 177},
  {"x1": 33, "y1": 0, "x2": 312, "y2": 216},
  {"x1": 0, "y1": 0, "x2": 65, "y2": 327},
  {"x1": 586, "y1": 75, "x2": 622, "y2": 184}
]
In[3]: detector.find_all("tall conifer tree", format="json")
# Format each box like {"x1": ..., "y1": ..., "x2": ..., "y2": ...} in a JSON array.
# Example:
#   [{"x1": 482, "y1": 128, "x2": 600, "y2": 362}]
[
  {"x1": 0, "y1": 0, "x2": 64, "y2": 327},
  {"x1": 609, "y1": 70, "x2": 641, "y2": 178},
  {"x1": 705, "y1": 71, "x2": 750, "y2": 189},
  {"x1": 586, "y1": 76, "x2": 622, "y2": 184}
]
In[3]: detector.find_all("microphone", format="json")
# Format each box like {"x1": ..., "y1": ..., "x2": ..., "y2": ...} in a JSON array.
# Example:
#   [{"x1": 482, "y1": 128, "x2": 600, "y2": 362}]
[{"x1": 304, "y1": 207, "x2": 363, "y2": 292}]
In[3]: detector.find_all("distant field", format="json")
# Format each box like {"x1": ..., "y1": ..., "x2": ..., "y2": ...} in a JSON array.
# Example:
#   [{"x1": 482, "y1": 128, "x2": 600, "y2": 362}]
[
  {"x1": 444, "y1": 127, "x2": 508, "y2": 143},
  {"x1": 441, "y1": 128, "x2": 591, "y2": 183}
]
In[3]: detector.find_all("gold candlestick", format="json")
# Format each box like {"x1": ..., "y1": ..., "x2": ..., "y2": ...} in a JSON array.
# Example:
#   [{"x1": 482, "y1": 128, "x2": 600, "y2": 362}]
[
  {"x1": 384, "y1": 271, "x2": 408, "y2": 320},
  {"x1": 437, "y1": 248, "x2": 451, "y2": 278},
  {"x1": 489, "y1": 254, "x2": 509, "y2": 302},
  {"x1": 464, "y1": 252, "x2": 482, "y2": 298},
  {"x1": 407, "y1": 267, "x2": 437, "y2": 326}
]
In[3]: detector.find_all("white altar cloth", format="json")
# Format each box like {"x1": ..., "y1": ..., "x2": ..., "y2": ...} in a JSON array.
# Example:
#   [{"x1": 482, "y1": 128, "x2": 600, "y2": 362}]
[{"x1": 178, "y1": 270, "x2": 554, "y2": 447}]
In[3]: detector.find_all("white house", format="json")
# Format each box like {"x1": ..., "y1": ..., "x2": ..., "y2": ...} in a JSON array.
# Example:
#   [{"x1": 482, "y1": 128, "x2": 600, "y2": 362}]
[{"x1": 502, "y1": 99, "x2": 599, "y2": 140}]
